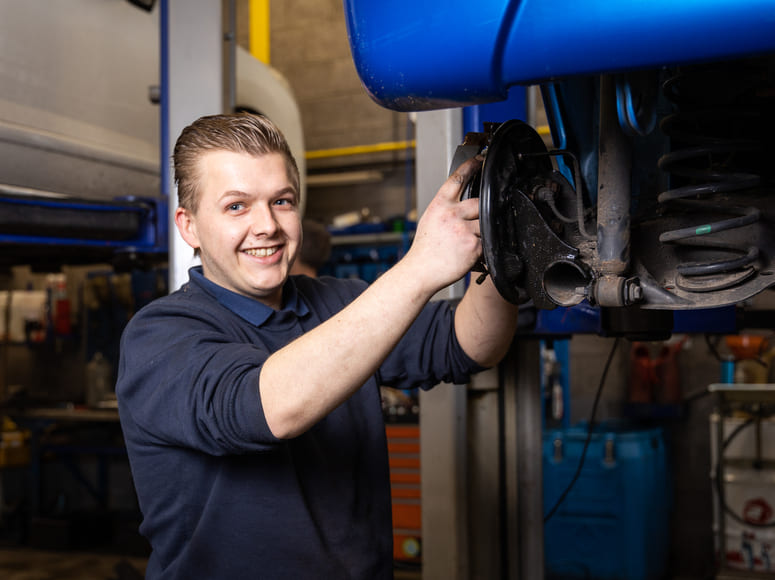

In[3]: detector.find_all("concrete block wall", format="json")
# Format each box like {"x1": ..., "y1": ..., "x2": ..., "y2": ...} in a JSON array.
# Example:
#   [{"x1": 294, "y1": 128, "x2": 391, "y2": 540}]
[
  {"x1": 268, "y1": 0, "x2": 409, "y2": 154},
  {"x1": 231, "y1": 1, "x2": 416, "y2": 225}
]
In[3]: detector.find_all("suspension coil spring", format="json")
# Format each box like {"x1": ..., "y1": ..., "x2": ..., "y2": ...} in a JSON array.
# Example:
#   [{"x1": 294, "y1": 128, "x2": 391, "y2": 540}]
[{"x1": 657, "y1": 67, "x2": 763, "y2": 293}]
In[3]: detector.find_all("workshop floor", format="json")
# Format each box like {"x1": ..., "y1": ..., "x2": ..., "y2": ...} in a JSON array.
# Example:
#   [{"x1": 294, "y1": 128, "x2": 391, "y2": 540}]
[
  {"x1": 0, "y1": 548, "x2": 422, "y2": 580},
  {"x1": 0, "y1": 548, "x2": 147, "y2": 580}
]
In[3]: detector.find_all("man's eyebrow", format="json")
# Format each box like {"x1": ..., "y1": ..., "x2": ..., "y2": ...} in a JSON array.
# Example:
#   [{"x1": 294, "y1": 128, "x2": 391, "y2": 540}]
[
  {"x1": 216, "y1": 188, "x2": 298, "y2": 203},
  {"x1": 217, "y1": 190, "x2": 249, "y2": 202}
]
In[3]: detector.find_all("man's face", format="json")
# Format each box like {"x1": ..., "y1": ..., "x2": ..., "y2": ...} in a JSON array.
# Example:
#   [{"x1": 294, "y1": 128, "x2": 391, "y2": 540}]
[{"x1": 175, "y1": 150, "x2": 301, "y2": 309}]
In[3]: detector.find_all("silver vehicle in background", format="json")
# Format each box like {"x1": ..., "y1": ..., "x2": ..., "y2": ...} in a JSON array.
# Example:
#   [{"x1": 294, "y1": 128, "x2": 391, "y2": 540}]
[{"x1": 0, "y1": 0, "x2": 305, "y2": 269}]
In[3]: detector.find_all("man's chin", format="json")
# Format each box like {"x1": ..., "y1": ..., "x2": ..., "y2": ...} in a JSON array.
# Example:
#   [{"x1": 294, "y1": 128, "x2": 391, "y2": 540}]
[{"x1": 247, "y1": 275, "x2": 286, "y2": 305}]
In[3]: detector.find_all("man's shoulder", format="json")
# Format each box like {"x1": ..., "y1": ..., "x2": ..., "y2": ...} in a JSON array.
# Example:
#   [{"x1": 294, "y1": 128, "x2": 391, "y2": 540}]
[
  {"x1": 127, "y1": 280, "x2": 225, "y2": 329},
  {"x1": 292, "y1": 275, "x2": 368, "y2": 305},
  {"x1": 146, "y1": 279, "x2": 212, "y2": 307}
]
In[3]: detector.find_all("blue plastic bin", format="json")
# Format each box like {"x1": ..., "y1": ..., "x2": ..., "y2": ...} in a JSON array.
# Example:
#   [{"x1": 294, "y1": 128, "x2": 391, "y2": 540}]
[{"x1": 543, "y1": 424, "x2": 671, "y2": 580}]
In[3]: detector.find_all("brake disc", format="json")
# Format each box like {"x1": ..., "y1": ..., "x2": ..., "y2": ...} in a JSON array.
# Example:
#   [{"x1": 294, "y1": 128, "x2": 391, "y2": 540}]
[
  {"x1": 480, "y1": 120, "x2": 556, "y2": 305},
  {"x1": 451, "y1": 120, "x2": 585, "y2": 307}
]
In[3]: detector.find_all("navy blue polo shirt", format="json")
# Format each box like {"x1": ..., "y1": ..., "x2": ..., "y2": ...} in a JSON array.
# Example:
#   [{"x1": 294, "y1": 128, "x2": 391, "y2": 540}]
[{"x1": 117, "y1": 267, "x2": 482, "y2": 579}]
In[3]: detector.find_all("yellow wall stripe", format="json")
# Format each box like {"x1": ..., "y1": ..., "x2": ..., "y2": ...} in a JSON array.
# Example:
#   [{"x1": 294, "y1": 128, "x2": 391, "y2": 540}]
[
  {"x1": 306, "y1": 140, "x2": 416, "y2": 160},
  {"x1": 304, "y1": 125, "x2": 550, "y2": 160},
  {"x1": 249, "y1": 0, "x2": 270, "y2": 63}
]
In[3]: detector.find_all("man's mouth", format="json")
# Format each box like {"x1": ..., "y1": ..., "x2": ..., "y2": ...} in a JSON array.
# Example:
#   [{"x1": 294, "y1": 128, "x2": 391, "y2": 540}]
[{"x1": 244, "y1": 247, "x2": 279, "y2": 258}]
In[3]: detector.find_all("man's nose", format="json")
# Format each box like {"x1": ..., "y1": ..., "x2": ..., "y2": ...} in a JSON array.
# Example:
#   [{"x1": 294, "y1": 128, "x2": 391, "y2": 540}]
[{"x1": 250, "y1": 204, "x2": 279, "y2": 235}]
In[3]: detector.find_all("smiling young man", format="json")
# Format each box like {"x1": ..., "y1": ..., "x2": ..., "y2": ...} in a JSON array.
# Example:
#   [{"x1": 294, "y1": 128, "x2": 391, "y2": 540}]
[
  {"x1": 175, "y1": 148, "x2": 300, "y2": 308},
  {"x1": 116, "y1": 113, "x2": 519, "y2": 579}
]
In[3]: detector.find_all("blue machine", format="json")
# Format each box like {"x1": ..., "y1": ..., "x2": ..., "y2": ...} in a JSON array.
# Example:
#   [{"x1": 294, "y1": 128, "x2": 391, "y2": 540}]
[
  {"x1": 343, "y1": 0, "x2": 775, "y2": 337},
  {"x1": 344, "y1": 0, "x2": 775, "y2": 111}
]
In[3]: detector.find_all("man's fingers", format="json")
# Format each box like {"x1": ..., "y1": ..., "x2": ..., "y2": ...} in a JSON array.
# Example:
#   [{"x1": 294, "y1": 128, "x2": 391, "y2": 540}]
[
  {"x1": 457, "y1": 197, "x2": 479, "y2": 220},
  {"x1": 443, "y1": 155, "x2": 483, "y2": 199}
]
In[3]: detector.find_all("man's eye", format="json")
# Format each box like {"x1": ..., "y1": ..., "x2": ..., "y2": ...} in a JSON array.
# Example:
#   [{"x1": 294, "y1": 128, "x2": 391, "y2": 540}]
[
  {"x1": 227, "y1": 202, "x2": 244, "y2": 211},
  {"x1": 275, "y1": 198, "x2": 294, "y2": 207}
]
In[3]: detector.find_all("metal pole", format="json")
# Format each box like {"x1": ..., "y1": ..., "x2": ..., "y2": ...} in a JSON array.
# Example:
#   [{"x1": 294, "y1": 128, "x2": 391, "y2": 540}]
[
  {"x1": 597, "y1": 74, "x2": 631, "y2": 276},
  {"x1": 164, "y1": 0, "x2": 224, "y2": 291},
  {"x1": 715, "y1": 393, "x2": 727, "y2": 570},
  {"x1": 503, "y1": 338, "x2": 543, "y2": 579},
  {"x1": 223, "y1": 0, "x2": 237, "y2": 113},
  {"x1": 417, "y1": 108, "x2": 470, "y2": 580}
]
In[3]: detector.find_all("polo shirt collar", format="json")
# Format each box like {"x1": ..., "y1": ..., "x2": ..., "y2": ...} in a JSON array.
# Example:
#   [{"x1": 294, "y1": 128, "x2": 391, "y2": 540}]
[{"x1": 189, "y1": 266, "x2": 309, "y2": 326}]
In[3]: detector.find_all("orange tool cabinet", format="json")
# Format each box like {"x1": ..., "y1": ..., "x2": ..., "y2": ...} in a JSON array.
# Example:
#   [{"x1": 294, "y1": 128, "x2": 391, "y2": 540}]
[{"x1": 385, "y1": 424, "x2": 421, "y2": 563}]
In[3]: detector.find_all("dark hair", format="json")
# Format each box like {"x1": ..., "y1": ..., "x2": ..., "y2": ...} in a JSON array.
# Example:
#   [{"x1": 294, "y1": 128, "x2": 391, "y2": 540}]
[
  {"x1": 298, "y1": 219, "x2": 332, "y2": 272},
  {"x1": 173, "y1": 112, "x2": 300, "y2": 213}
]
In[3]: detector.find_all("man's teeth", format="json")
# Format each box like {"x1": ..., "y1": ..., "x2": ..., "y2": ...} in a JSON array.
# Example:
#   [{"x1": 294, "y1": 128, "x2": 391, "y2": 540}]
[{"x1": 245, "y1": 247, "x2": 277, "y2": 257}]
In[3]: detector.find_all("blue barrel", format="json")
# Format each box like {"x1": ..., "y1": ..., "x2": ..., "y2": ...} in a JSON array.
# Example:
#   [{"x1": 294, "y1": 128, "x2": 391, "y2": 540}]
[{"x1": 543, "y1": 423, "x2": 671, "y2": 580}]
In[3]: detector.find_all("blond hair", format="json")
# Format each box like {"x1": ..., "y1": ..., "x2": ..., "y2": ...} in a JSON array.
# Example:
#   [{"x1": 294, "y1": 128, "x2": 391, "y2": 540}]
[{"x1": 173, "y1": 113, "x2": 300, "y2": 213}]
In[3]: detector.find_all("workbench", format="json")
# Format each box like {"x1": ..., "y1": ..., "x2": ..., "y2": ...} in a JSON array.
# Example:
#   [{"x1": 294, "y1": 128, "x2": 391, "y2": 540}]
[{"x1": 7, "y1": 406, "x2": 136, "y2": 549}]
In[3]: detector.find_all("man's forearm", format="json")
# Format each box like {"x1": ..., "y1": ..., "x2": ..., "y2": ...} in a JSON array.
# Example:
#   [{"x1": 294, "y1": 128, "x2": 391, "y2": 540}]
[
  {"x1": 454, "y1": 276, "x2": 519, "y2": 368},
  {"x1": 260, "y1": 154, "x2": 486, "y2": 439},
  {"x1": 258, "y1": 259, "x2": 436, "y2": 439}
]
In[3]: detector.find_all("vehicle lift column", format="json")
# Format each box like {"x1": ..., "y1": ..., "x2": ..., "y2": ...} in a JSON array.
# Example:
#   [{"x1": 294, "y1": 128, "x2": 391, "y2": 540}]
[
  {"x1": 417, "y1": 109, "x2": 544, "y2": 579},
  {"x1": 161, "y1": 0, "x2": 226, "y2": 291}
]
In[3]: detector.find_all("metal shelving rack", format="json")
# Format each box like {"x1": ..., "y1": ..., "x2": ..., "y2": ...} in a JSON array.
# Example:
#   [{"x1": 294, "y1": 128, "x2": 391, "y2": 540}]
[
  {"x1": 0, "y1": 185, "x2": 167, "y2": 270},
  {"x1": 708, "y1": 383, "x2": 775, "y2": 579}
]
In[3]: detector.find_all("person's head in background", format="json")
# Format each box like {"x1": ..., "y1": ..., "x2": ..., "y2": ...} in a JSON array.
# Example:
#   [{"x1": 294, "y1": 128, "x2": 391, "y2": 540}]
[{"x1": 291, "y1": 218, "x2": 332, "y2": 277}]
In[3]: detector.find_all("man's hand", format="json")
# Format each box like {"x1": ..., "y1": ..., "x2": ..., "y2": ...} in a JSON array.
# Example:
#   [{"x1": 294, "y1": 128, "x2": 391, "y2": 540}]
[{"x1": 403, "y1": 155, "x2": 484, "y2": 293}]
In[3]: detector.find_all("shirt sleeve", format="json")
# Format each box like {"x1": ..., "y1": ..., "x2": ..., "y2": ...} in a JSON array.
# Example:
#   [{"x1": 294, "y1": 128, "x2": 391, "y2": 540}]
[
  {"x1": 376, "y1": 299, "x2": 487, "y2": 390},
  {"x1": 116, "y1": 294, "x2": 280, "y2": 456}
]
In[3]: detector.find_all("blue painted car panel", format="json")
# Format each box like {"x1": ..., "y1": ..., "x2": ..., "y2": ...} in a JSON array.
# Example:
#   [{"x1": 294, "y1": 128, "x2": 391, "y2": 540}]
[{"x1": 344, "y1": 0, "x2": 775, "y2": 111}]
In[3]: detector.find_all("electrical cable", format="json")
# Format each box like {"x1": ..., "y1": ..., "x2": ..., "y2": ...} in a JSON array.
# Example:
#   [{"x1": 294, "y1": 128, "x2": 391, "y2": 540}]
[
  {"x1": 715, "y1": 412, "x2": 775, "y2": 529},
  {"x1": 705, "y1": 334, "x2": 723, "y2": 362},
  {"x1": 543, "y1": 337, "x2": 620, "y2": 523}
]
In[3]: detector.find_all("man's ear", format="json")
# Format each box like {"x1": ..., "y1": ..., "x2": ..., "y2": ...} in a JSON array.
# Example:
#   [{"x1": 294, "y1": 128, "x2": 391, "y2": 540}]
[{"x1": 174, "y1": 207, "x2": 200, "y2": 250}]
